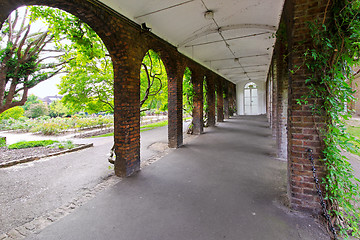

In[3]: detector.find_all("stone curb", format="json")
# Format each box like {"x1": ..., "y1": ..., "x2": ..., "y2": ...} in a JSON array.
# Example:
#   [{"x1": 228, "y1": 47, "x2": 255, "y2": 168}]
[{"x1": 0, "y1": 143, "x2": 94, "y2": 168}]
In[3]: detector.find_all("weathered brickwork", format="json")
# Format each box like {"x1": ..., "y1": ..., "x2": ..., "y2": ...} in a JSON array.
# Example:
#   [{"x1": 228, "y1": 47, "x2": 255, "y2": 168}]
[
  {"x1": 229, "y1": 83, "x2": 236, "y2": 116},
  {"x1": 191, "y1": 70, "x2": 204, "y2": 135},
  {"x1": 223, "y1": 81, "x2": 229, "y2": 119},
  {"x1": 216, "y1": 79, "x2": 224, "y2": 122},
  {"x1": 273, "y1": 33, "x2": 289, "y2": 161},
  {"x1": 271, "y1": 0, "x2": 328, "y2": 213},
  {"x1": 163, "y1": 56, "x2": 185, "y2": 148},
  {"x1": 206, "y1": 74, "x2": 216, "y2": 127}
]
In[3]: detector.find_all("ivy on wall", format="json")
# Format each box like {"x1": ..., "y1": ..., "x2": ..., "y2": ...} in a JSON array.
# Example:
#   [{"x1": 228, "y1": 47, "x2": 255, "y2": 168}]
[{"x1": 298, "y1": 0, "x2": 360, "y2": 238}]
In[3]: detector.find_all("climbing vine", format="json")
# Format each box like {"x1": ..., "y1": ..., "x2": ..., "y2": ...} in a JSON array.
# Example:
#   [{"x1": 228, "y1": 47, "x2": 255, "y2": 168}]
[{"x1": 298, "y1": 0, "x2": 360, "y2": 238}]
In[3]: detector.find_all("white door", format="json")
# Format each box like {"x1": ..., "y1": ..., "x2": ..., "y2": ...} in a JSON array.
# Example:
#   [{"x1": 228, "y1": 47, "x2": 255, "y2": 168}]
[{"x1": 244, "y1": 82, "x2": 258, "y2": 115}]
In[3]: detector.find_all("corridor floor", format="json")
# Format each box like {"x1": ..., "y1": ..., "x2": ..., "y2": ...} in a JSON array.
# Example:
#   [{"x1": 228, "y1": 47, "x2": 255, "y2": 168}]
[{"x1": 25, "y1": 116, "x2": 328, "y2": 240}]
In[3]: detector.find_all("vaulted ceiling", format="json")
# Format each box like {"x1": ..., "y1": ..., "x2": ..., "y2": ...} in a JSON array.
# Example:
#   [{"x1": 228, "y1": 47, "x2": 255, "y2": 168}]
[{"x1": 100, "y1": 0, "x2": 285, "y2": 84}]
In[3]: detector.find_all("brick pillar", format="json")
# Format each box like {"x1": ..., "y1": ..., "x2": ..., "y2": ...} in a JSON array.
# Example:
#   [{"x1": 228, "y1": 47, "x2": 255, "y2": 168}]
[
  {"x1": 274, "y1": 39, "x2": 288, "y2": 160},
  {"x1": 216, "y1": 79, "x2": 224, "y2": 122},
  {"x1": 223, "y1": 82, "x2": 230, "y2": 119},
  {"x1": 207, "y1": 75, "x2": 216, "y2": 127},
  {"x1": 231, "y1": 83, "x2": 237, "y2": 116},
  {"x1": 192, "y1": 71, "x2": 203, "y2": 135},
  {"x1": 167, "y1": 59, "x2": 183, "y2": 148},
  {"x1": 286, "y1": 0, "x2": 328, "y2": 213},
  {"x1": 113, "y1": 50, "x2": 142, "y2": 178},
  {"x1": 271, "y1": 63, "x2": 278, "y2": 138}
]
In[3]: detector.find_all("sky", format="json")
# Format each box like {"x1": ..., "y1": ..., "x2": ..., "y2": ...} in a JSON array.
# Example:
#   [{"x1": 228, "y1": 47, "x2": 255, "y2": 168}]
[
  {"x1": 28, "y1": 75, "x2": 62, "y2": 98},
  {"x1": 8, "y1": 6, "x2": 63, "y2": 99}
]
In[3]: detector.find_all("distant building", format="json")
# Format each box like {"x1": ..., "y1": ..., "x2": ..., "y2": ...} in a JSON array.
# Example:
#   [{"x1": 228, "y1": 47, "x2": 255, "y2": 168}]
[{"x1": 40, "y1": 95, "x2": 63, "y2": 105}]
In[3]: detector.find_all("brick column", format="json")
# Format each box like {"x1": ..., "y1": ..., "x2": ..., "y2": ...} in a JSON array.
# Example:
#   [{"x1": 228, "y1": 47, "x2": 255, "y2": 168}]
[
  {"x1": 216, "y1": 79, "x2": 224, "y2": 122},
  {"x1": 192, "y1": 71, "x2": 203, "y2": 135},
  {"x1": 285, "y1": 0, "x2": 328, "y2": 213},
  {"x1": 271, "y1": 63, "x2": 279, "y2": 138},
  {"x1": 167, "y1": 59, "x2": 183, "y2": 148},
  {"x1": 113, "y1": 50, "x2": 142, "y2": 178},
  {"x1": 223, "y1": 82, "x2": 230, "y2": 119},
  {"x1": 207, "y1": 75, "x2": 216, "y2": 127},
  {"x1": 274, "y1": 38, "x2": 289, "y2": 160}
]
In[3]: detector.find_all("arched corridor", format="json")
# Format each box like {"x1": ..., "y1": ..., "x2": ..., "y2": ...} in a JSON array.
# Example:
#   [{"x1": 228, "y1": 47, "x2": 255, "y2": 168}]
[
  {"x1": 23, "y1": 116, "x2": 328, "y2": 240},
  {"x1": 0, "y1": 0, "x2": 354, "y2": 235}
]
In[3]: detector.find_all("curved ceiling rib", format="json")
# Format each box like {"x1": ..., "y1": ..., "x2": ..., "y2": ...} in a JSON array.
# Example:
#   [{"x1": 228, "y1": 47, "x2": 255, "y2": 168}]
[{"x1": 178, "y1": 23, "x2": 277, "y2": 47}]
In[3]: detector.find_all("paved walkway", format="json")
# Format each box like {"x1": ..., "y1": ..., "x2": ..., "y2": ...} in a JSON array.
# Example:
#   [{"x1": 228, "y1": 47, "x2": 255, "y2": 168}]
[{"x1": 25, "y1": 116, "x2": 328, "y2": 240}]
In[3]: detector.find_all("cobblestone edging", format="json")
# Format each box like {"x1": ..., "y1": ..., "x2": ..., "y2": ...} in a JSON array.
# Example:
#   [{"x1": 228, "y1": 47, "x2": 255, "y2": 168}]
[
  {"x1": 0, "y1": 175, "x2": 120, "y2": 240},
  {"x1": 0, "y1": 144, "x2": 94, "y2": 168}
]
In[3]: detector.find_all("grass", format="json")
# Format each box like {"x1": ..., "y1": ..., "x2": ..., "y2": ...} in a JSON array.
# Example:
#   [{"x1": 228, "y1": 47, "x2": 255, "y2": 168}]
[
  {"x1": 345, "y1": 125, "x2": 360, "y2": 157},
  {"x1": 91, "y1": 120, "x2": 169, "y2": 138},
  {"x1": 8, "y1": 140, "x2": 59, "y2": 149}
]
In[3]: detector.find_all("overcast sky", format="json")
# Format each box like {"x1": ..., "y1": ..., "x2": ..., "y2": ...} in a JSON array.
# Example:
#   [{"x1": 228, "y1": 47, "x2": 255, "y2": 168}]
[{"x1": 28, "y1": 76, "x2": 62, "y2": 98}]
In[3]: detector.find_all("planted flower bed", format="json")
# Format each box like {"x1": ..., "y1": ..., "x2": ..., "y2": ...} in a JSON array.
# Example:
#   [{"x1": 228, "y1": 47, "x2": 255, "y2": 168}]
[
  {"x1": 0, "y1": 140, "x2": 92, "y2": 167},
  {"x1": 0, "y1": 115, "x2": 113, "y2": 135}
]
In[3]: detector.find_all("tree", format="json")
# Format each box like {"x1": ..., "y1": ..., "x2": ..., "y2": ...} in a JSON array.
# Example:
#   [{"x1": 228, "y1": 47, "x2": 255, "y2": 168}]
[
  {"x1": 22, "y1": 94, "x2": 41, "y2": 111},
  {"x1": 58, "y1": 42, "x2": 114, "y2": 113},
  {"x1": 49, "y1": 100, "x2": 69, "y2": 117},
  {"x1": 25, "y1": 102, "x2": 48, "y2": 118},
  {"x1": 140, "y1": 50, "x2": 168, "y2": 112},
  {"x1": 0, "y1": 8, "x2": 62, "y2": 113},
  {"x1": 0, "y1": 6, "x2": 103, "y2": 114}
]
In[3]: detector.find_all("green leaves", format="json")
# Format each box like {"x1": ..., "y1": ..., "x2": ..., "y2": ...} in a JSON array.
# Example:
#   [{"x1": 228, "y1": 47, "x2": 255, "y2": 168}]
[{"x1": 299, "y1": 0, "x2": 360, "y2": 237}]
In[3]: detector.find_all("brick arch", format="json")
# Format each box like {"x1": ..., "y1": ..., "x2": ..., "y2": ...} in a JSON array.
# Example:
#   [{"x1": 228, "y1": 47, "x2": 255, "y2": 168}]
[{"x1": 1, "y1": 0, "x2": 121, "y2": 56}]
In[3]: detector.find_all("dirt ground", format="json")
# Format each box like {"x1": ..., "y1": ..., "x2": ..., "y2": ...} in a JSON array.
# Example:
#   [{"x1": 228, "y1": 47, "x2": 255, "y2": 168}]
[{"x1": 0, "y1": 147, "x2": 62, "y2": 164}]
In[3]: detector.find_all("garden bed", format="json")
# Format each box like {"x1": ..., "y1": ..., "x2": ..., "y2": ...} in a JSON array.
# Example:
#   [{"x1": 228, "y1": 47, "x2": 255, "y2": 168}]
[{"x1": 0, "y1": 143, "x2": 93, "y2": 168}]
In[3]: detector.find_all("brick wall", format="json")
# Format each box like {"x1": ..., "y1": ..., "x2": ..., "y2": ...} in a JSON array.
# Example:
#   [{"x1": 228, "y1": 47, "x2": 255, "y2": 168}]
[{"x1": 286, "y1": 0, "x2": 328, "y2": 213}]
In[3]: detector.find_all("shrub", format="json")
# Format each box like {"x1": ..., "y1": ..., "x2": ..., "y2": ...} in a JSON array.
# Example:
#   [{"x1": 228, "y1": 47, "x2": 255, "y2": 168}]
[
  {"x1": 49, "y1": 140, "x2": 75, "y2": 149},
  {"x1": 25, "y1": 103, "x2": 49, "y2": 118},
  {"x1": 0, "y1": 106, "x2": 25, "y2": 120},
  {"x1": 0, "y1": 137, "x2": 6, "y2": 147},
  {"x1": 8, "y1": 140, "x2": 59, "y2": 149}
]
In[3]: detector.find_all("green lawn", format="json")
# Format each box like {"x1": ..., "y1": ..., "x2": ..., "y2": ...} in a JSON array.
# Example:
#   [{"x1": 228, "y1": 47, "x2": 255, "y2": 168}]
[
  {"x1": 345, "y1": 125, "x2": 360, "y2": 156},
  {"x1": 92, "y1": 120, "x2": 169, "y2": 138}
]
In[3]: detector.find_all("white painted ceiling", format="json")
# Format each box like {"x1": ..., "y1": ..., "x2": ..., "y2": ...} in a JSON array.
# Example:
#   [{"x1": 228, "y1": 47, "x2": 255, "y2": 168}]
[{"x1": 100, "y1": 0, "x2": 285, "y2": 84}]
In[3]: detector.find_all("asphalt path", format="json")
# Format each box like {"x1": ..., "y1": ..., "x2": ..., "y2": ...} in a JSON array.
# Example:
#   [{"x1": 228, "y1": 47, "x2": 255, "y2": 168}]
[{"x1": 0, "y1": 122, "x2": 191, "y2": 235}]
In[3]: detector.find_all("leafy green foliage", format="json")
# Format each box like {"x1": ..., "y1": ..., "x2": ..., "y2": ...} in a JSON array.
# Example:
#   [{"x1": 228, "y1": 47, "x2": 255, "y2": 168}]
[
  {"x1": 49, "y1": 100, "x2": 70, "y2": 117},
  {"x1": 0, "y1": 137, "x2": 6, "y2": 147},
  {"x1": 25, "y1": 102, "x2": 49, "y2": 118},
  {"x1": 183, "y1": 67, "x2": 194, "y2": 116},
  {"x1": 8, "y1": 140, "x2": 58, "y2": 149},
  {"x1": 0, "y1": 115, "x2": 113, "y2": 135},
  {"x1": 203, "y1": 78, "x2": 209, "y2": 126},
  {"x1": 23, "y1": 95, "x2": 41, "y2": 111},
  {"x1": 0, "y1": 106, "x2": 24, "y2": 120},
  {"x1": 297, "y1": 0, "x2": 360, "y2": 237},
  {"x1": 48, "y1": 140, "x2": 75, "y2": 150},
  {"x1": 0, "y1": 7, "x2": 72, "y2": 113},
  {"x1": 140, "y1": 50, "x2": 168, "y2": 111}
]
